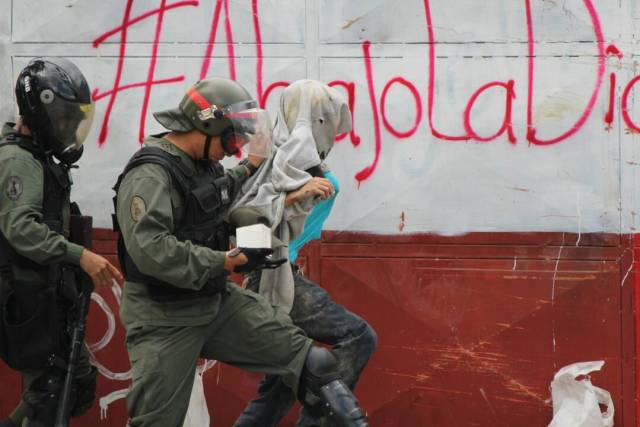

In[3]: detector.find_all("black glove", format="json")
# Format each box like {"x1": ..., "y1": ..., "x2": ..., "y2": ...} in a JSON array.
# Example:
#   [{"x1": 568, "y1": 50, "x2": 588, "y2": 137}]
[{"x1": 230, "y1": 247, "x2": 287, "y2": 273}]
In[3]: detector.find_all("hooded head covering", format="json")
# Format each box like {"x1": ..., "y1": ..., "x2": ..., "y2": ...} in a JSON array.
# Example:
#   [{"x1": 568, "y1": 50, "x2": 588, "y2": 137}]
[
  {"x1": 273, "y1": 79, "x2": 352, "y2": 167},
  {"x1": 228, "y1": 79, "x2": 352, "y2": 312}
]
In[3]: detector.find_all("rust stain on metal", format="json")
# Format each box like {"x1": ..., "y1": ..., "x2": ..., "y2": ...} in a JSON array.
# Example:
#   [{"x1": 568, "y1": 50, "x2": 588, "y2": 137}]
[
  {"x1": 504, "y1": 378, "x2": 548, "y2": 404},
  {"x1": 479, "y1": 388, "x2": 497, "y2": 416},
  {"x1": 493, "y1": 395, "x2": 548, "y2": 405},
  {"x1": 380, "y1": 369, "x2": 432, "y2": 382},
  {"x1": 399, "y1": 211, "x2": 406, "y2": 232},
  {"x1": 428, "y1": 344, "x2": 512, "y2": 375},
  {"x1": 508, "y1": 187, "x2": 530, "y2": 192},
  {"x1": 413, "y1": 385, "x2": 474, "y2": 397},
  {"x1": 496, "y1": 323, "x2": 525, "y2": 331},
  {"x1": 555, "y1": 274, "x2": 597, "y2": 281},
  {"x1": 504, "y1": 274, "x2": 595, "y2": 281}
]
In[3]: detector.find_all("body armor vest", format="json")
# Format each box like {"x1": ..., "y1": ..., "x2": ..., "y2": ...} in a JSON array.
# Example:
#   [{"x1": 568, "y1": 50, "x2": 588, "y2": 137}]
[
  {"x1": 0, "y1": 133, "x2": 70, "y2": 276},
  {"x1": 113, "y1": 147, "x2": 232, "y2": 302}
]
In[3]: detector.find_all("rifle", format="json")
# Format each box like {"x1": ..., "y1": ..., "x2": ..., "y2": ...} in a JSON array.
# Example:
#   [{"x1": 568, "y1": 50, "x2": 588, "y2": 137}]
[{"x1": 54, "y1": 214, "x2": 95, "y2": 427}]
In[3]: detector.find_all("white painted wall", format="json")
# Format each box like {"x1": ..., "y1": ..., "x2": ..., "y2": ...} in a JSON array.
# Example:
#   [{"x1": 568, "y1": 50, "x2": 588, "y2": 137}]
[{"x1": 1, "y1": 0, "x2": 638, "y2": 235}]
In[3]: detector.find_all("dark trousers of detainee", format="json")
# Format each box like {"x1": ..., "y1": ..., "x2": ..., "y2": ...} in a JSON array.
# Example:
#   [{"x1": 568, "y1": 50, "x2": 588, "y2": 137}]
[{"x1": 234, "y1": 271, "x2": 377, "y2": 427}]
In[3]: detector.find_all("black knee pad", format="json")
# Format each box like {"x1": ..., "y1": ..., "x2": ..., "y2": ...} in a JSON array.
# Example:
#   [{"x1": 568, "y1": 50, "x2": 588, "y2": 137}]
[
  {"x1": 299, "y1": 348, "x2": 369, "y2": 427},
  {"x1": 301, "y1": 347, "x2": 341, "y2": 396},
  {"x1": 318, "y1": 380, "x2": 369, "y2": 427},
  {"x1": 298, "y1": 346, "x2": 340, "y2": 408}
]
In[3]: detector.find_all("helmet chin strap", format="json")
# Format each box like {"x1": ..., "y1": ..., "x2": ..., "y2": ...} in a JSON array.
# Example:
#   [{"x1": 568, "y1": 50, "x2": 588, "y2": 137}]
[{"x1": 202, "y1": 134, "x2": 213, "y2": 162}]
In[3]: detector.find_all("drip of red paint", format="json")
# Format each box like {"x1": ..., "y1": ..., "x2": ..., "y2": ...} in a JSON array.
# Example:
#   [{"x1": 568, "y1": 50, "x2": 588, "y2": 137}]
[
  {"x1": 604, "y1": 45, "x2": 622, "y2": 128},
  {"x1": 606, "y1": 44, "x2": 623, "y2": 59},
  {"x1": 354, "y1": 41, "x2": 382, "y2": 184},
  {"x1": 604, "y1": 73, "x2": 616, "y2": 128}
]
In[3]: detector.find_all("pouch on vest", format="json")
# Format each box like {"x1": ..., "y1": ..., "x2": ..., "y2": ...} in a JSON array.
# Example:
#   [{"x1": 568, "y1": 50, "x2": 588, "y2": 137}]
[
  {"x1": 1, "y1": 284, "x2": 62, "y2": 370},
  {"x1": 114, "y1": 146, "x2": 231, "y2": 302}
]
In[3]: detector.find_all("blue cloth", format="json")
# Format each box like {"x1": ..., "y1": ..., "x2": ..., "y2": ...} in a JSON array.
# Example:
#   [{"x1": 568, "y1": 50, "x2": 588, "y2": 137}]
[{"x1": 288, "y1": 171, "x2": 339, "y2": 262}]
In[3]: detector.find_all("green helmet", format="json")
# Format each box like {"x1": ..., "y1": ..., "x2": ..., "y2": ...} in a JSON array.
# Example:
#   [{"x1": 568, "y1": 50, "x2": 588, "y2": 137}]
[
  {"x1": 154, "y1": 77, "x2": 252, "y2": 136},
  {"x1": 154, "y1": 77, "x2": 272, "y2": 157}
]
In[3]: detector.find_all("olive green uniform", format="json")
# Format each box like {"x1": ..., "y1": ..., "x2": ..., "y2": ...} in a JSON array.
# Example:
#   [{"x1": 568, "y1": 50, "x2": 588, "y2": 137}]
[
  {"x1": 116, "y1": 136, "x2": 312, "y2": 427},
  {"x1": 0, "y1": 123, "x2": 92, "y2": 425},
  {"x1": 0, "y1": 123, "x2": 84, "y2": 279}
]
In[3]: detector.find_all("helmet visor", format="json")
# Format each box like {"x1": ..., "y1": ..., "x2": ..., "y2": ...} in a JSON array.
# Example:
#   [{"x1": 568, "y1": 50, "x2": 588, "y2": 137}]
[
  {"x1": 221, "y1": 128, "x2": 249, "y2": 156},
  {"x1": 42, "y1": 96, "x2": 95, "y2": 151},
  {"x1": 222, "y1": 101, "x2": 273, "y2": 158}
]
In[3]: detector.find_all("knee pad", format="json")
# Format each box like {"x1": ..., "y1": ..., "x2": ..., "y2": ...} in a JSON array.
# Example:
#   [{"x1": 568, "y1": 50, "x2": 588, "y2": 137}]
[
  {"x1": 301, "y1": 347, "x2": 341, "y2": 396},
  {"x1": 298, "y1": 347, "x2": 338, "y2": 416},
  {"x1": 299, "y1": 348, "x2": 369, "y2": 427},
  {"x1": 318, "y1": 380, "x2": 369, "y2": 427}
]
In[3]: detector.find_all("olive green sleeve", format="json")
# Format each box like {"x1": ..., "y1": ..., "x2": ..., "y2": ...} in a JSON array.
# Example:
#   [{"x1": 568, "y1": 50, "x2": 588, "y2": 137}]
[
  {"x1": 0, "y1": 156, "x2": 84, "y2": 266},
  {"x1": 117, "y1": 164, "x2": 227, "y2": 289},
  {"x1": 225, "y1": 164, "x2": 252, "y2": 201}
]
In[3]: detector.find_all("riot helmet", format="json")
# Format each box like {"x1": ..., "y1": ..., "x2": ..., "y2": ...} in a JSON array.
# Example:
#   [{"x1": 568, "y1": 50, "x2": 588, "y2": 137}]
[
  {"x1": 15, "y1": 57, "x2": 94, "y2": 164},
  {"x1": 154, "y1": 77, "x2": 272, "y2": 160}
]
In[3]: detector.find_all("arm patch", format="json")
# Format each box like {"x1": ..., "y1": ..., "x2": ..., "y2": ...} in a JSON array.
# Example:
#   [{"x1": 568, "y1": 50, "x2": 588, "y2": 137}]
[
  {"x1": 6, "y1": 176, "x2": 23, "y2": 201},
  {"x1": 130, "y1": 196, "x2": 147, "y2": 222}
]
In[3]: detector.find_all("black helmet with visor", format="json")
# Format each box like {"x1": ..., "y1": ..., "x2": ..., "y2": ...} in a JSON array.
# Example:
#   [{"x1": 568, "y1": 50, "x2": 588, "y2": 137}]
[{"x1": 15, "y1": 57, "x2": 95, "y2": 164}]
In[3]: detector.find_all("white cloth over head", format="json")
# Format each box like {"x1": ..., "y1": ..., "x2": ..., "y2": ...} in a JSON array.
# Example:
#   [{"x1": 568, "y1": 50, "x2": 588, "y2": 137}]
[{"x1": 229, "y1": 79, "x2": 352, "y2": 312}]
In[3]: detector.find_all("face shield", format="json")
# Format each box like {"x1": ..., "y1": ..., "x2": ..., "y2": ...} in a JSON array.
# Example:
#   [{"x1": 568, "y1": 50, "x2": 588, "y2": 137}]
[
  {"x1": 198, "y1": 100, "x2": 273, "y2": 158},
  {"x1": 40, "y1": 88, "x2": 95, "y2": 152}
]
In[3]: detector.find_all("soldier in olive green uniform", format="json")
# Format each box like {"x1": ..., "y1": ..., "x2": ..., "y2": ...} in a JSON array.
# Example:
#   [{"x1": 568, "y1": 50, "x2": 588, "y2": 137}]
[
  {"x1": 114, "y1": 77, "x2": 369, "y2": 427},
  {"x1": 0, "y1": 58, "x2": 122, "y2": 427}
]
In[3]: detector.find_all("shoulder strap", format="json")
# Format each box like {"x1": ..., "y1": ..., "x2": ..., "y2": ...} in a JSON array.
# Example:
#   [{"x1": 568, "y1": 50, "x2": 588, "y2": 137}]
[
  {"x1": 112, "y1": 147, "x2": 194, "y2": 231},
  {"x1": 116, "y1": 146, "x2": 193, "y2": 194},
  {"x1": 0, "y1": 133, "x2": 45, "y2": 158}
]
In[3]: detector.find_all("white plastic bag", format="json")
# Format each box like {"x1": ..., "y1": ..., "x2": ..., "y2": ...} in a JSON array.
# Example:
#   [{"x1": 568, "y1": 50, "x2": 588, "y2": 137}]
[
  {"x1": 548, "y1": 361, "x2": 614, "y2": 427},
  {"x1": 182, "y1": 370, "x2": 211, "y2": 427}
]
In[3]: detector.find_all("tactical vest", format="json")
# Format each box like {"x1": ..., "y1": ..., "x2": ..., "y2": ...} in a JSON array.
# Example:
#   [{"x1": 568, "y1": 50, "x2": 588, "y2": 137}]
[
  {"x1": 113, "y1": 146, "x2": 232, "y2": 302},
  {"x1": 0, "y1": 133, "x2": 70, "y2": 277}
]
